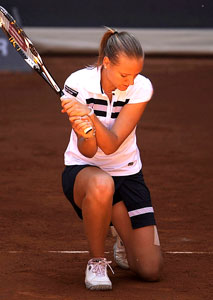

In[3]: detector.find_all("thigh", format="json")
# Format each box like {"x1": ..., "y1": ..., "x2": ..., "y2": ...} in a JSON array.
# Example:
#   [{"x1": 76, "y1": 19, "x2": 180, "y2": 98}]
[
  {"x1": 73, "y1": 166, "x2": 114, "y2": 209},
  {"x1": 62, "y1": 165, "x2": 93, "y2": 218},
  {"x1": 112, "y1": 201, "x2": 160, "y2": 248},
  {"x1": 113, "y1": 170, "x2": 156, "y2": 229}
]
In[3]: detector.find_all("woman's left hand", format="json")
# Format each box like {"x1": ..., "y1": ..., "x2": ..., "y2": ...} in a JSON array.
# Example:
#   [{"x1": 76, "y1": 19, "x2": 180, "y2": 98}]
[{"x1": 69, "y1": 115, "x2": 95, "y2": 139}]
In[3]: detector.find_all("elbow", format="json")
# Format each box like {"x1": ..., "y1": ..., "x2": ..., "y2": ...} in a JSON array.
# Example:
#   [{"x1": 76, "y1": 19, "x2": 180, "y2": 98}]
[
  {"x1": 99, "y1": 137, "x2": 120, "y2": 155},
  {"x1": 84, "y1": 153, "x2": 96, "y2": 158},
  {"x1": 102, "y1": 147, "x2": 118, "y2": 155},
  {"x1": 82, "y1": 150, "x2": 97, "y2": 158},
  {"x1": 103, "y1": 150, "x2": 114, "y2": 155},
  {"x1": 81, "y1": 148, "x2": 98, "y2": 158}
]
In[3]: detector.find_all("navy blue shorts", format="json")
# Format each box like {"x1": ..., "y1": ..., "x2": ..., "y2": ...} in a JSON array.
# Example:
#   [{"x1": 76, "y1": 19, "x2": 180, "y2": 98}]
[{"x1": 62, "y1": 165, "x2": 156, "y2": 229}]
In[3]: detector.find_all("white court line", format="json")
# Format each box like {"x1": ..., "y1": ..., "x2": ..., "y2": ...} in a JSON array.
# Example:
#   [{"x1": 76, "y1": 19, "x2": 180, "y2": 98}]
[
  {"x1": 49, "y1": 251, "x2": 213, "y2": 255},
  {"x1": 2, "y1": 250, "x2": 213, "y2": 254},
  {"x1": 165, "y1": 251, "x2": 213, "y2": 254},
  {"x1": 49, "y1": 251, "x2": 90, "y2": 254}
]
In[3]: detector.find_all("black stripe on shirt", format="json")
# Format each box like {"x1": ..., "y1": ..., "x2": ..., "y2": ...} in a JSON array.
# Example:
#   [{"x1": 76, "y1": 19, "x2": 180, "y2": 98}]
[
  {"x1": 85, "y1": 98, "x2": 130, "y2": 118},
  {"x1": 95, "y1": 110, "x2": 107, "y2": 117},
  {"x1": 113, "y1": 99, "x2": 130, "y2": 107},
  {"x1": 86, "y1": 98, "x2": 107, "y2": 117},
  {"x1": 111, "y1": 99, "x2": 130, "y2": 118},
  {"x1": 86, "y1": 98, "x2": 108, "y2": 106},
  {"x1": 111, "y1": 112, "x2": 119, "y2": 118}
]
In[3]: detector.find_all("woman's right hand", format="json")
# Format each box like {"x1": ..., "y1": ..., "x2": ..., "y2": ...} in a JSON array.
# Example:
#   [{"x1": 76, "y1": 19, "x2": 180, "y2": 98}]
[{"x1": 61, "y1": 97, "x2": 90, "y2": 117}]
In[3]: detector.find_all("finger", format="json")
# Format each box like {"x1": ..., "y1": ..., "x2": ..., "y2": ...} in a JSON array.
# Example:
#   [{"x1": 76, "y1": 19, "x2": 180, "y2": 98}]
[
  {"x1": 71, "y1": 119, "x2": 93, "y2": 133},
  {"x1": 75, "y1": 118, "x2": 92, "y2": 126},
  {"x1": 65, "y1": 106, "x2": 80, "y2": 117},
  {"x1": 62, "y1": 102, "x2": 74, "y2": 110},
  {"x1": 61, "y1": 99, "x2": 77, "y2": 109},
  {"x1": 81, "y1": 115, "x2": 90, "y2": 120},
  {"x1": 60, "y1": 96, "x2": 75, "y2": 103},
  {"x1": 69, "y1": 116, "x2": 81, "y2": 122}
]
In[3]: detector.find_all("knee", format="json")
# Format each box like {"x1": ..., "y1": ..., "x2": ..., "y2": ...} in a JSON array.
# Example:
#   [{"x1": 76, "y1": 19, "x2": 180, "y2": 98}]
[
  {"x1": 132, "y1": 256, "x2": 163, "y2": 282},
  {"x1": 87, "y1": 174, "x2": 114, "y2": 204},
  {"x1": 139, "y1": 264, "x2": 162, "y2": 282}
]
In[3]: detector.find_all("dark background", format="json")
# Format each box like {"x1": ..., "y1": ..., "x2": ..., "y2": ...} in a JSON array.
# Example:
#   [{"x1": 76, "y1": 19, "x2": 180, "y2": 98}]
[{"x1": 1, "y1": 0, "x2": 213, "y2": 28}]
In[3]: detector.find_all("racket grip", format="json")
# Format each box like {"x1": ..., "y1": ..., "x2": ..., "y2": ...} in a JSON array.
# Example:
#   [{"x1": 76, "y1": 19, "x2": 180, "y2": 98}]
[{"x1": 84, "y1": 126, "x2": 93, "y2": 134}]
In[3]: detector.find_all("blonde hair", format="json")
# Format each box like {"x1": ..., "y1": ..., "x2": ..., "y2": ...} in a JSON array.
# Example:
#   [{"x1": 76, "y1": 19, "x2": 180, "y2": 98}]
[{"x1": 96, "y1": 27, "x2": 144, "y2": 66}]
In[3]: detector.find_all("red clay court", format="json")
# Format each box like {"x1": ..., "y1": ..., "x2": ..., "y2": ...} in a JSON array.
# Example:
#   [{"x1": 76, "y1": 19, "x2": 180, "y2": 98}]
[{"x1": 0, "y1": 55, "x2": 213, "y2": 299}]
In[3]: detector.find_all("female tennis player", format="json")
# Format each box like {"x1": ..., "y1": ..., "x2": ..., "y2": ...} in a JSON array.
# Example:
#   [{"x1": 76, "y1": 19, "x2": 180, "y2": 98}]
[{"x1": 61, "y1": 28, "x2": 163, "y2": 290}]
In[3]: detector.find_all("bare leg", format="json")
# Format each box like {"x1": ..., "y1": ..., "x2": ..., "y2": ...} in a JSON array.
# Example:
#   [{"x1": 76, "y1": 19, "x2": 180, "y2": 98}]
[
  {"x1": 112, "y1": 201, "x2": 163, "y2": 281},
  {"x1": 73, "y1": 167, "x2": 114, "y2": 258}
]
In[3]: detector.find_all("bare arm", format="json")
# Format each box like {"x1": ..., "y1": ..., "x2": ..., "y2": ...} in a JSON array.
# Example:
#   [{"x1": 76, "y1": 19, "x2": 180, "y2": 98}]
[
  {"x1": 77, "y1": 135, "x2": 97, "y2": 158},
  {"x1": 90, "y1": 102, "x2": 148, "y2": 154},
  {"x1": 68, "y1": 115, "x2": 98, "y2": 158},
  {"x1": 61, "y1": 98, "x2": 148, "y2": 155}
]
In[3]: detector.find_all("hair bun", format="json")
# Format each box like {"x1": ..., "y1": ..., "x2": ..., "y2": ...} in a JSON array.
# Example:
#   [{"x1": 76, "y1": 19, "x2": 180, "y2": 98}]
[{"x1": 104, "y1": 26, "x2": 118, "y2": 35}]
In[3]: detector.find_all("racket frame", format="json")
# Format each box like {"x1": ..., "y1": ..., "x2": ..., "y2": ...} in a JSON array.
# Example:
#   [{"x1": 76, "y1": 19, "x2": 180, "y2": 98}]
[{"x1": 0, "y1": 6, "x2": 93, "y2": 133}]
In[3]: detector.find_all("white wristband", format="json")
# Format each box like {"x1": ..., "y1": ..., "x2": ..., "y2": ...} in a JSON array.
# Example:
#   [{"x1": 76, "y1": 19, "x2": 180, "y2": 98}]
[{"x1": 88, "y1": 107, "x2": 94, "y2": 116}]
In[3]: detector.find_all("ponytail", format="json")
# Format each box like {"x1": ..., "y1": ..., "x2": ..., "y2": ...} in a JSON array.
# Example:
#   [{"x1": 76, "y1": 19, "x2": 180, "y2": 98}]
[{"x1": 96, "y1": 27, "x2": 143, "y2": 67}]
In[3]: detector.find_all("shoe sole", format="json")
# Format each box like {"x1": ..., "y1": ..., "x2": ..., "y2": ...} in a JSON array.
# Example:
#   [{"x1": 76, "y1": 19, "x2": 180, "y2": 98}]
[{"x1": 85, "y1": 281, "x2": 112, "y2": 290}]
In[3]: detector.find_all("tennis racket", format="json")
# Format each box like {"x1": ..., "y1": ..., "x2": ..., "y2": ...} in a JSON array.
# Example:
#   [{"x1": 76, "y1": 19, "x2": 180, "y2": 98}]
[{"x1": 0, "y1": 6, "x2": 92, "y2": 134}]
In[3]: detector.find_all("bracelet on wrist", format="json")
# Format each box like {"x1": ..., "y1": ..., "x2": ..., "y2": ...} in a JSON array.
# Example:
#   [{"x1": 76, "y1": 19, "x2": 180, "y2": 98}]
[{"x1": 88, "y1": 107, "x2": 94, "y2": 116}]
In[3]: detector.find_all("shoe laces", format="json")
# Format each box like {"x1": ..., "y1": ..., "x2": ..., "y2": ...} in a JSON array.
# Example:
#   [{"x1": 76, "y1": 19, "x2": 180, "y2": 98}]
[{"x1": 89, "y1": 258, "x2": 114, "y2": 276}]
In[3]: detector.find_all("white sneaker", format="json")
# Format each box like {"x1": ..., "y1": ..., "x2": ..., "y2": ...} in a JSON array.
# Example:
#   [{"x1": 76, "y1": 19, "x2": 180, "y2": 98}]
[
  {"x1": 111, "y1": 226, "x2": 129, "y2": 270},
  {"x1": 85, "y1": 258, "x2": 114, "y2": 290}
]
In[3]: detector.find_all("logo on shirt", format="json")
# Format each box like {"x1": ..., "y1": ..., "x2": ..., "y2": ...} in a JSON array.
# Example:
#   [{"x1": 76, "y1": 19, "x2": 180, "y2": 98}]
[{"x1": 65, "y1": 85, "x2": 78, "y2": 97}]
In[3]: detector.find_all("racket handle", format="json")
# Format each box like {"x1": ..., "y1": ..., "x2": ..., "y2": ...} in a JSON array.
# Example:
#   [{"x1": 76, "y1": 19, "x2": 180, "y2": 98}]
[{"x1": 59, "y1": 90, "x2": 64, "y2": 97}]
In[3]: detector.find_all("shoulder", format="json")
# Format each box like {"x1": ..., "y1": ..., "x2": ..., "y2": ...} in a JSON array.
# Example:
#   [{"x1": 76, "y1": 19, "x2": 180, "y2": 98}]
[
  {"x1": 65, "y1": 67, "x2": 99, "y2": 90},
  {"x1": 65, "y1": 68, "x2": 89, "y2": 87},
  {"x1": 134, "y1": 74, "x2": 153, "y2": 91},
  {"x1": 127, "y1": 74, "x2": 153, "y2": 103}
]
